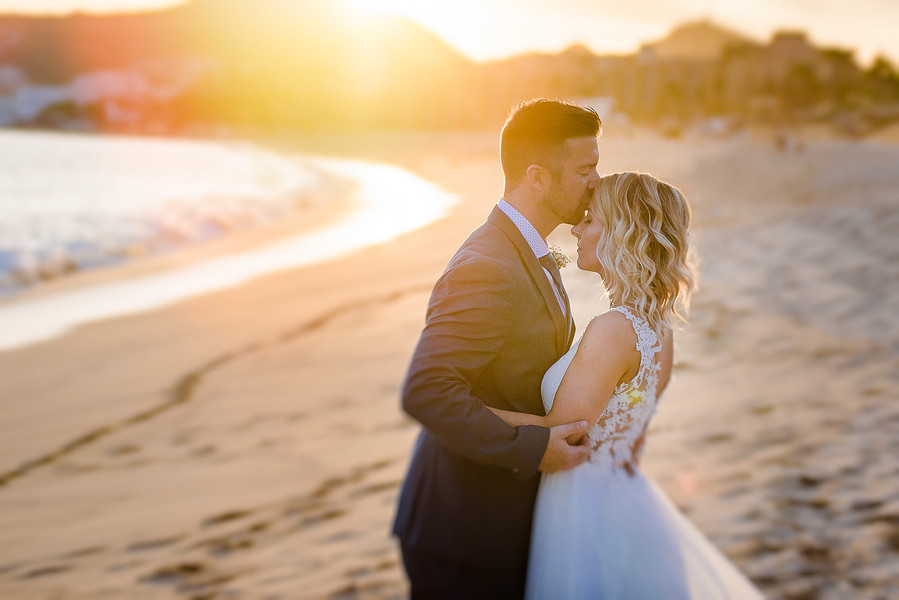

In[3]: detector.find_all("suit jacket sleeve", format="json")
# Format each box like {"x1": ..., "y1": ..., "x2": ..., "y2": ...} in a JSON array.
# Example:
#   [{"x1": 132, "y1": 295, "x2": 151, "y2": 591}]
[{"x1": 401, "y1": 257, "x2": 550, "y2": 481}]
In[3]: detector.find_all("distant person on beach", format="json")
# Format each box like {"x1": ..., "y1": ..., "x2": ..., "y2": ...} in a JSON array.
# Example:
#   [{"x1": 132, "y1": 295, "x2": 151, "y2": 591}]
[
  {"x1": 392, "y1": 98, "x2": 601, "y2": 598},
  {"x1": 486, "y1": 172, "x2": 765, "y2": 598}
]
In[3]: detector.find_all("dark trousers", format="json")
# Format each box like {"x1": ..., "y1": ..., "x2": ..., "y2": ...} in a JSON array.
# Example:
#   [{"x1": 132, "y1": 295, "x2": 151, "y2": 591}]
[{"x1": 400, "y1": 543, "x2": 525, "y2": 600}]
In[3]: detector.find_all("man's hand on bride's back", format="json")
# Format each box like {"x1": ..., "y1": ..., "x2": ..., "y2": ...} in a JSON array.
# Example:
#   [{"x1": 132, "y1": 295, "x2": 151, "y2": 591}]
[{"x1": 538, "y1": 420, "x2": 591, "y2": 473}]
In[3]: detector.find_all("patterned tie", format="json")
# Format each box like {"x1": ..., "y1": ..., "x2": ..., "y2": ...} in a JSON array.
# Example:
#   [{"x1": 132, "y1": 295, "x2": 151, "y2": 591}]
[{"x1": 538, "y1": 253, "x2": 570, "y2": 317}]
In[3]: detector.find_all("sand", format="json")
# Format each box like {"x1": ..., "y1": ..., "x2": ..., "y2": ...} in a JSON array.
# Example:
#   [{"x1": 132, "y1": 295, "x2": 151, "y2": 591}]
[{"x1": 0, "y1": 129, "x2": 897, "y2": 599}]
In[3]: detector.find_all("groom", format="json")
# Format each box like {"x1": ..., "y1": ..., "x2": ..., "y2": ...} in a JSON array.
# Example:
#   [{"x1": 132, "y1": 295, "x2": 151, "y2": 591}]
[{"x1": 393, "y1": 99, "x2": 602, "y2": 598}]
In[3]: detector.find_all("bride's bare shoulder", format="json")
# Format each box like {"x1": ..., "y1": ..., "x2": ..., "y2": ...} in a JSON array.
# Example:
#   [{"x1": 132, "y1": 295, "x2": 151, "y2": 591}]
[{"x1": 579, "y1": 310, "x2": 639, "y2": 353}]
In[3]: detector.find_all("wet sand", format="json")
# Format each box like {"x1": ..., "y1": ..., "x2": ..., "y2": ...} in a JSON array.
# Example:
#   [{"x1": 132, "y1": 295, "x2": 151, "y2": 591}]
[{"x1": 0, "y1": 130, "x2": 897, "y2": 599}]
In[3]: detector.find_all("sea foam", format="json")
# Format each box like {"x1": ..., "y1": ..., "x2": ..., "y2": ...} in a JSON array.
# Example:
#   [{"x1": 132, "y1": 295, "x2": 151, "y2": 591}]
[{"x1": 0, "y1": 130, "x2": 333, "y2": 292}]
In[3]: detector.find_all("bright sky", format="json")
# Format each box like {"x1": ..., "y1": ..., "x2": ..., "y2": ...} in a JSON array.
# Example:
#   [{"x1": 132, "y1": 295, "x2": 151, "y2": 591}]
[{"x1": 1, "y1": 0, "x2": 897, "y2": 66}]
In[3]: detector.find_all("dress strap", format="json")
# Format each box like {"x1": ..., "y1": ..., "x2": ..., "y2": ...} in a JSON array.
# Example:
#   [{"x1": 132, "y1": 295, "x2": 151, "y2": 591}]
[{"x1": 610, "y1": 306, "x2": 662, "y2": 374}]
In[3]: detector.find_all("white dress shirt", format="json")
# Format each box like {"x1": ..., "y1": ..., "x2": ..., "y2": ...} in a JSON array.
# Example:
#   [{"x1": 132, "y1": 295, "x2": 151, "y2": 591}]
[{"x1": 497, "y1": 199, "x2": 567, "y2": 315}]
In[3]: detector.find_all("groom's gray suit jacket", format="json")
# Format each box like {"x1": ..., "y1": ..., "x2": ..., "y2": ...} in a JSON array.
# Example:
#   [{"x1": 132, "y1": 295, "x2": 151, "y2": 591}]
[{"x1": 393, "y1": 206, "x2": 575, "y2": 578}]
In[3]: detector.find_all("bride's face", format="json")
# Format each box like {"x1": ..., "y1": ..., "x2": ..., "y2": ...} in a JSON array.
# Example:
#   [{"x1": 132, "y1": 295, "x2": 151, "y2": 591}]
[{"x1": 571, "y1": 207, "x2": 605, "y2": 275}]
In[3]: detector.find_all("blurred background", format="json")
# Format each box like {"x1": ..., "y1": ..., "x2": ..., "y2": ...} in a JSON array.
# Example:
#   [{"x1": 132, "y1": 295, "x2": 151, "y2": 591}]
[
  {"x1": 1, "y1": 0, "x2": 898, "y2": 134},
  {"x1": 0, "y1": 1, "x2": 897, "y2": 599}
]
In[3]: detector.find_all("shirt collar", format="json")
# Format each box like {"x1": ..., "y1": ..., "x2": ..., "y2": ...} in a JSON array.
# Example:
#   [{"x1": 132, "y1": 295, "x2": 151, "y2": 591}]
[{"x1": 497, "y1": 199, "x2": 550, "y2": 258}]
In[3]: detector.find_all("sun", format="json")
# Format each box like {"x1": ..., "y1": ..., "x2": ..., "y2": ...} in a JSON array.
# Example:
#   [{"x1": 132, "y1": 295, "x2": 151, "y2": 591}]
[
  {"x1": 343, "y1": 0, "x2": 415, "y2": 19},
  {"x1": 339, "y1": 0, "x2": 489, "y2": 58}
]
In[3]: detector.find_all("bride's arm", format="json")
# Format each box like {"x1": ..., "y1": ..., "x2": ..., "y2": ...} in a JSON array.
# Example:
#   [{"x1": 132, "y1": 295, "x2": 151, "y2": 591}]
[
  {"x1": 486, "y1": 407, "x2": 546, "y2": 428},
  {"x1": 543, "y1": 313, "x2": 637, "y2": 430},
  {"x1": 488, "y1": 313, "x2": 638, "y2": 434}
]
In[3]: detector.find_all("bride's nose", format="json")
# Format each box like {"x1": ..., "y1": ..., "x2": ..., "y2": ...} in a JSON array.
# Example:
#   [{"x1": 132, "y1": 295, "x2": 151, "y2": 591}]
[{"x1": 571, "y1": 222, "x2": 582, "y2": 239}]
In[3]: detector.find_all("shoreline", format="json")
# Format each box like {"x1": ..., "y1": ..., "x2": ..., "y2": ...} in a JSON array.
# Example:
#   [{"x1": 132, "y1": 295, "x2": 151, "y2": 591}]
[
  {"x1": 0, "y1": 130, "x2": 338, "y2": 294},
  {"x1": 0, "y1": 152, "x2": 455, "y2": 351}
]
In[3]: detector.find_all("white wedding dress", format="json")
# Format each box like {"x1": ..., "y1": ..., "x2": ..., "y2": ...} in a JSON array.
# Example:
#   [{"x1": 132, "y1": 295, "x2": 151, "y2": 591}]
[{"x1": 525, "y1": 307, "x2": 765, "y2": 599}]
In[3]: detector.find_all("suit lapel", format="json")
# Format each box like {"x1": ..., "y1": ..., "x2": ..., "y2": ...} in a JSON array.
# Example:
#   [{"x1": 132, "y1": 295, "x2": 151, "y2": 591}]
[{"x1": 488, "y1": 207, "x2": 570, "y2": 354}]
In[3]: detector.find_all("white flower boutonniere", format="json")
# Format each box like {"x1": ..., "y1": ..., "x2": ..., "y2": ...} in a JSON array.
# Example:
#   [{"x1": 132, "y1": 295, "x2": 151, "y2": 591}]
[{"x1": 549, "y1": 244, "x2": 570, "y2": 269}]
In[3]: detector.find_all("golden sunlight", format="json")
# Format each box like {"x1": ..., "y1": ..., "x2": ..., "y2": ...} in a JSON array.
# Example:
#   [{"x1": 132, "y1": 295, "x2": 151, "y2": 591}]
[
  {"x1": 0, "y1": 0, "x2": 182, "y2": 14},
  {"x1": 344, "y1": 0, "x2": 421, "y2": 19},
  {"x1": 341, "y1": 0, "x2": 489, "y2": 57}
]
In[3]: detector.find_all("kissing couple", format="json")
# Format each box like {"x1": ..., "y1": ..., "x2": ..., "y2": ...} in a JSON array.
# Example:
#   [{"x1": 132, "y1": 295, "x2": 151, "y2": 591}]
[{"x1": 393, "y1": 99, "x2": 764, "y2": 599}]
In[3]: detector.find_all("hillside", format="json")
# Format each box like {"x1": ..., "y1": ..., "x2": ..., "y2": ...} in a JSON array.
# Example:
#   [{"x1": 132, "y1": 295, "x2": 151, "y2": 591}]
[
  {"x1": 0, "y1": 0, "x2": 476, "y2": 128},
  {"x1": 642, "y1": 20, "x2": 755, "y2": 60}
]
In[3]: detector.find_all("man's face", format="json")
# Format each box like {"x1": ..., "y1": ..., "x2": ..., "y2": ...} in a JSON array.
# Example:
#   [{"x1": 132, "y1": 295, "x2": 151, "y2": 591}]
[{"x1": 544, "y1": 136, "x2": 599, "y2": 225}]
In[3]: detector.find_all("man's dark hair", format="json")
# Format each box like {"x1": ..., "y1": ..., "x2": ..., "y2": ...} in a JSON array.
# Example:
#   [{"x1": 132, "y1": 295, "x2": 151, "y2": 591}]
[{"x1": 500, "y1": 99, "x2": 601, "y2": 189}]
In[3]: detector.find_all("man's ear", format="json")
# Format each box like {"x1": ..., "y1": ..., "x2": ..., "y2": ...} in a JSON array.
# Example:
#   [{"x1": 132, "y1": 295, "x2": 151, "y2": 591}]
[{"x1": 525, "y1": 164, "x2": 549, "y2": 192}]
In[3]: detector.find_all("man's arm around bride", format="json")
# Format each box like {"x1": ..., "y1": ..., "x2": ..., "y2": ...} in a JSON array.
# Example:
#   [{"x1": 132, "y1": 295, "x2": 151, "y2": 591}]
[{"x1": 391, "y1": 99, "x2": 602, "y2": 599}]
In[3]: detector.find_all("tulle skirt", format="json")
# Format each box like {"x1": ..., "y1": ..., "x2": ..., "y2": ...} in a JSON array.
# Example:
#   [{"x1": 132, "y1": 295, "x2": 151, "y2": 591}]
[{"x1": 525, "y1": 463, "x2": 765, "y2": 599}]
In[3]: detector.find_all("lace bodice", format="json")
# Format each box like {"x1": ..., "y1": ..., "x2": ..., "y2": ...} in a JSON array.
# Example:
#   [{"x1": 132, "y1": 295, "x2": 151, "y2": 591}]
[{"x1": 541, "y1": 306, "x2": 664, "y2": 475}]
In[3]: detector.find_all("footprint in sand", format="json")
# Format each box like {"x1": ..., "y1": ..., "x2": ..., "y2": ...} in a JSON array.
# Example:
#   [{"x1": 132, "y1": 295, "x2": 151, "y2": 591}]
[
  {"x1": 138, "y1": 560, "x2": 247, "y2": 591},
  {"x1": 298, "y1": 509, "x2": 347, "y2": 530},
  {"x1": 61, "y1": 546, "x2": 106, "y2": 558},
  {"x1": 191, "y1": 444, "x2": 217, "y2": 457},
  {"x1": 349, "y1": 480, "x2": 401, "y2": 499},
  {"x1": 702, "y1": 432, "x2": 734, "y2": 444},
  {"x1": 194, "y1": 533, "x2": 255, "y2": 556},
  {"x1": 203, "y1": 509, "x2": 256, "y2": 527},
  {"x1": 107, "y1": 443, "x2": 141, "y2": 456},
  {"x1": 20, "y1": 564, "x2": 72, "y2": 579},
  {"x1": 127, "y1": 535, "x2": 186, "y2": 552}
]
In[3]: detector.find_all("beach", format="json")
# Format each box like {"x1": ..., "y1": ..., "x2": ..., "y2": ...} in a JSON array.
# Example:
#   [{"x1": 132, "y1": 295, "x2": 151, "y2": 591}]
[{"x1": 0, "y1": 129, "x2": 897, "y2": 599}]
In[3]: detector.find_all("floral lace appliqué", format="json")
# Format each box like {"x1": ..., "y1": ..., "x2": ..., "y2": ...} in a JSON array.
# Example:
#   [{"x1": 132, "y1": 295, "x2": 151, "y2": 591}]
[{"x1": 586, "y1": 306, "x2": 663, "y2": 475}]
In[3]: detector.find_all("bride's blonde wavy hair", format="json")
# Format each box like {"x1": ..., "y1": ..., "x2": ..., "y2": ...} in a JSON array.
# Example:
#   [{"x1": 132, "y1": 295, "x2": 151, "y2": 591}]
[{"x1": 590, "y1": 172, "x2": 697, "y2": 332}]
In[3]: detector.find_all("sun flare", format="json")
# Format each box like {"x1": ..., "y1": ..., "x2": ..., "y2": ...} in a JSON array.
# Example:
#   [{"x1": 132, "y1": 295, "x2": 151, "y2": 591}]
[{"x1": 343, "y1": 0, "x2": 414, "y2": 19}]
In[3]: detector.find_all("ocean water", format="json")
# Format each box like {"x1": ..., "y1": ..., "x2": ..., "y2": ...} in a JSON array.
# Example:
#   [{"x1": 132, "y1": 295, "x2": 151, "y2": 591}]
[
  {"x1": 0, "y1": 130, "x2": 330, "y2": 292},
  {"x1": 0, "y1": 131, "x2": 456, "y2": 350}
]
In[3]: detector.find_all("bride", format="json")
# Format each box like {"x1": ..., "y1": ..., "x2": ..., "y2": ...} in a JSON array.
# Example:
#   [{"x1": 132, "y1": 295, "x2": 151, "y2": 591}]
[{"x1": 489, "y1": 172, "x2": 765, "y2": 599}]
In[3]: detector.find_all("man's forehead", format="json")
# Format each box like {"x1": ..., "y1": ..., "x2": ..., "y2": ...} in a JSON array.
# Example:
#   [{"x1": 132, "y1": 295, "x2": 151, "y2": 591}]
[{"x1": 562, "y1": 137, "x2": 599, "y2": 164}]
